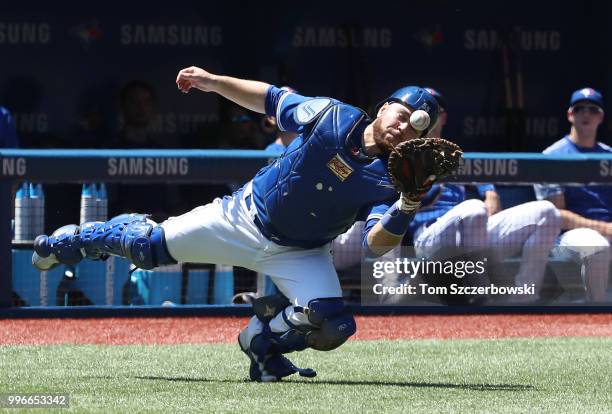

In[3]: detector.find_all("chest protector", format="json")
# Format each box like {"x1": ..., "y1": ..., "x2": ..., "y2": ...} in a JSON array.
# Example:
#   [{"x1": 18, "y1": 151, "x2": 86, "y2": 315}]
[{"x1": 251, "y1": 101, "x2": 396, "y2": 248}]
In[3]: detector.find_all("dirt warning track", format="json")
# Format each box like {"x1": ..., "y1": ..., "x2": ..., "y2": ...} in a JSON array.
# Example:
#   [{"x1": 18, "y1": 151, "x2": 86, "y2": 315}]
[{"x1": 1, "y1": 314, "x2": 611, "y2": 345}]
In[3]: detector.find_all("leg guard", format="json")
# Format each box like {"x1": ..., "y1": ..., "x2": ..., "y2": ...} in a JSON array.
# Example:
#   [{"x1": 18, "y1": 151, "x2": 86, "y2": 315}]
[
  {"x1": 302, "y1": 298, "x2": 357, "y2": 351},
  {"x1": 238, "y1": 294, "x2": 316, "y2": 382},
  {"x1": 237, "y1": 295, "x2": 356, "y2": 382},
  {"x1": 33, "y1": 213, "x2": 176, "y2": 270}
]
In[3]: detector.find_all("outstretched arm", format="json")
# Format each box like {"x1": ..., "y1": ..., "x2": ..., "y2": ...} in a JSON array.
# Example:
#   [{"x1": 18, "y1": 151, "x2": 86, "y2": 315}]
[
  {"x1": 176, "y1": 66, "x2": 270, "y2": 114},
  {"x1": 365, "y1": 220, "x2": 406, "y2": 256},
  {"x1": 363, "y1": 196, "x2": 420, "y2": 257}
]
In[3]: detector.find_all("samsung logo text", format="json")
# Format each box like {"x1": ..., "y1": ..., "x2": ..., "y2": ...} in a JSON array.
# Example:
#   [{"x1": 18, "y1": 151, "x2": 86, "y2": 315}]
[{"x1": 108, "y1": 157, "x2": 189, "y2": 176}]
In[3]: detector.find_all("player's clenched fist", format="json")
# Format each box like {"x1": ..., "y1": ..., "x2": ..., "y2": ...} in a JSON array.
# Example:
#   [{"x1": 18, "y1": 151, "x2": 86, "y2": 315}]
[{"x1": 176, "y1": 66, "x2": 217, "y2": 93}]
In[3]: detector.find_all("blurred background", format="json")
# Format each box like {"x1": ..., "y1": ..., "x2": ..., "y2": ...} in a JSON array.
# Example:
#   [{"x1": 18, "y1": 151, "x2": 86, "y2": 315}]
[
  {"x1": 3, "y1": 0, "x2": 610, "y2": 225},
  {"x1": 1, "y1": 0, "x2": 610, "y2": 153},
  {"x1": 2, "y1": 1, "x2": 611, "y2": 307}
]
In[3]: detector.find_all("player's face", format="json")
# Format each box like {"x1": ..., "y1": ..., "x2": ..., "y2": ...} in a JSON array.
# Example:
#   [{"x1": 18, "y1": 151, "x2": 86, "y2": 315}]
[
  {"x1": 373, "y1": 103, "x2": 421, "y2": 151},
  {"x1": 123, "y1": 87, "x2": 156, "y2": 127},
  {"x1": 568, "y1": 101, "x2": 604, "y2": 132}
]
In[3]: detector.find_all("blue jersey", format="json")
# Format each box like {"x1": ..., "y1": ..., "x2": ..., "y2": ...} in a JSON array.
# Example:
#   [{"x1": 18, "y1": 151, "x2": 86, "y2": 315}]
[
  {"x1": 408, "y1": 184, "x2": 495, "y2": 243},
  {"x1": 534, "y1": 136, "x2": 612, "y2": 222},
  {"x1": 410, "y1": 184, "x2": 495, "y2": 231},
  {"x1": 251, "y1": 86, "x2": 397, "y2": 248},
  {"x1": 264, "y1": 142, "x2": 286, "y2": 153},
  {"x1": 363, "y1": 184, "x2": 495, "y2": 244},
  {"x1": 0, "y1": 107, "x2": 19, "y2": 148}
]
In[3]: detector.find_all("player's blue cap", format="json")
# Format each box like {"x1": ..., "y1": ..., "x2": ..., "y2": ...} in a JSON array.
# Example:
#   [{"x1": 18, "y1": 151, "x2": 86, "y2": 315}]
[
  {"x1": 570, "y1": 87, "x2": 604, "y2": 109},
  {"x1": 424, "y1": 87, "x2": 447, "y2": 111},
  {"x1": 376, "y1": 86, "x2": 440, "y2": 135}
]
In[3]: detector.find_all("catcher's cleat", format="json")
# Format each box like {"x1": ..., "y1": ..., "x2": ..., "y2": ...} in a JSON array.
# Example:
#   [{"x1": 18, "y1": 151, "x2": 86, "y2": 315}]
[
  {"x1": 32, "y1": 225, "x2": 84, "y2": 270},
  {"x1": 238, "y1": 330, "x2": 316, "y2": 382}
]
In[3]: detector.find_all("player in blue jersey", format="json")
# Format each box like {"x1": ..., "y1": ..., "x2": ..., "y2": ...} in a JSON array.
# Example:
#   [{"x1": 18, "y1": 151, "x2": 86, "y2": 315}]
[
  {"x1": 260, "y1": 85, "x2": 363, "y2": 298},
  {"x1": 535, "y1": 88, "x2": 611, "y2": 302},
  {"x1": 400, "y1": 88, "x2": 561, "y2": 304},
  {"x1": 262, "y1": 86, "x2": 368, "y2": 273},
  {"x1": 32, "y1": 65, "x2": 443, "y2": 382}
]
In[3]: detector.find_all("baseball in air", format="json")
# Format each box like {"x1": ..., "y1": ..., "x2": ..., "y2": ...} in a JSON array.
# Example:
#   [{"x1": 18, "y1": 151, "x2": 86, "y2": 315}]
[{"x1": 409, "y1": 110, "x2": 430, "y2": 131}]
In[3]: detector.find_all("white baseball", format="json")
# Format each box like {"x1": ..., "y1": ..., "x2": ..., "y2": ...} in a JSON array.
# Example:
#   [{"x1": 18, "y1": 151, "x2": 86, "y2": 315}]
[{"x1": 410, "y1": 110, "x2": 430, "y2": 131}]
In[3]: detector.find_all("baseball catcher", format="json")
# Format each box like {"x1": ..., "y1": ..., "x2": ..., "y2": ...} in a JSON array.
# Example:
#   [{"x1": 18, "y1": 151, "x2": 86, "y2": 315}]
[{"x1": 33, "y1": 68, "x2": 463, "y2": 382}]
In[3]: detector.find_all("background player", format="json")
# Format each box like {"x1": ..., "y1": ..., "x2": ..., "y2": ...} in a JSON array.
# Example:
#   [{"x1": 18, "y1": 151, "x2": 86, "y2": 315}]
[
  {"x1": 33, "y1": 66, "x2": 443, "y2": 381},
  {"x1": 535, "y1": 88, "x2": 611, "y2": 302},
  {"x1": 406, "y1": 88, "x2": 561, "y2": 303},
  {"x1": 0, "y1": 106, "x2": 19, "y2": 148}
]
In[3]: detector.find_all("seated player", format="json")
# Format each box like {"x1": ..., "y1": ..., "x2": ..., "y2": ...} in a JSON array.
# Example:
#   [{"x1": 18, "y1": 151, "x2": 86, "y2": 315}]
[
  {"x1": 402, "y1": 88, "x2": 561, "y2": 304},
  {"x1": 535, "y1": 88, "x2": 611, "y2": 302}
]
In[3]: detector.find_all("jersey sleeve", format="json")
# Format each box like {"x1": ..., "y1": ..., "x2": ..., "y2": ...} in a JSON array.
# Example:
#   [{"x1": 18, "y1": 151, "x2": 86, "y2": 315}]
[
  {"x1": 362, "y1": 199, "x2": 395, "y2": 243},
  {"x1": 534, "y1": 183, "x2": 563, "y2": 200},
  {"x1": 265, "y1": 86, "x2": 310, "y2": 133}
]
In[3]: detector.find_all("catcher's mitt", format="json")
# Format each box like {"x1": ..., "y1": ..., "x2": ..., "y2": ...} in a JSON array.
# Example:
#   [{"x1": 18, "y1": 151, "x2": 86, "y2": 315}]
[{"x1": 388, "y1": 138, "x2": 463, "y2": 196}]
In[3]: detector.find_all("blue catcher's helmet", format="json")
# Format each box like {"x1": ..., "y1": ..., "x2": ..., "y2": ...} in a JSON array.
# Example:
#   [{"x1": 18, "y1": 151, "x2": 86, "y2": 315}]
[
  {"x1": 424, "y1": 87, "x2": 447, "y2": 111},
  {"x1": 376, "y1": 86, "x2": 440, "y2": 136}
]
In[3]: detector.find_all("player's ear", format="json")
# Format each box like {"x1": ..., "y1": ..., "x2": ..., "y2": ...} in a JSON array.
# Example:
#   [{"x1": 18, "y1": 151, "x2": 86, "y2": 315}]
[
  {"x1": 377, "y1": 102, "x2": 390, "y2": 118},
  {"x1": 262, "y1": 115, "x2": 276, "y2": 128},
  {"x1": 567, "y1": 108, "x2": 573, "y2": 123},
  {"x1": 440, "y1": 111, "x2": 448, "y2": 124}
]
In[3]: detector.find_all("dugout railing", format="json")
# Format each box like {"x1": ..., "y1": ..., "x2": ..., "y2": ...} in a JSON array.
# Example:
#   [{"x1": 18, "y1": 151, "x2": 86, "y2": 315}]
[{"x1": 1, "y1": 149, "x2": 611, "y2": 314}]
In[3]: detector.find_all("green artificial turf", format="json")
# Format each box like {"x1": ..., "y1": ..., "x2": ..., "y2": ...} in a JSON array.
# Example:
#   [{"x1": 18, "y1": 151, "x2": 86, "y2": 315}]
[{"x1": 1, "y1": 338, "x2": 611, "y2": 413}]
